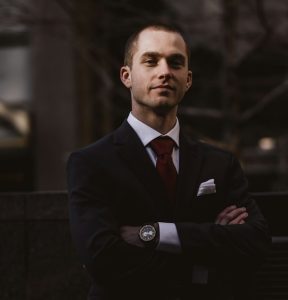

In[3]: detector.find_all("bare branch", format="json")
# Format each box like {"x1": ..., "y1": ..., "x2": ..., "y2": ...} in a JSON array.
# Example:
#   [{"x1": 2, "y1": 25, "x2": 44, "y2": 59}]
[
  {"x1": 240, "y1": 77, "x2": 288, "y2": 122},
  {"x1": 255, "y1": 0, "x2": 273, "y2": 37},
  {"x1": 0, "y1": 0, "x2": 38, "y2": 26},
  {"x1": 233, "y1": 0, "x2": 273, "y2": 67},
  {"x1": 53, "y1": 0, "x2": 74, "y2": 18}
]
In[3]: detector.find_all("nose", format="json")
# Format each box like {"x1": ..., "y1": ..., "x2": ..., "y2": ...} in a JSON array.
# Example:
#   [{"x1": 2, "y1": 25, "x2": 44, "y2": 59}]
[{"x1": 158, "y1": 60, "x2": 172, "y2": 80}]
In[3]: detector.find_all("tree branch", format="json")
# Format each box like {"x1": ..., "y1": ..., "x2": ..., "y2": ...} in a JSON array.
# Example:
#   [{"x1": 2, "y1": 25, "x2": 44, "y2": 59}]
[{"x1": 240, "y1": 77, "x2": 288, "y2": 122}]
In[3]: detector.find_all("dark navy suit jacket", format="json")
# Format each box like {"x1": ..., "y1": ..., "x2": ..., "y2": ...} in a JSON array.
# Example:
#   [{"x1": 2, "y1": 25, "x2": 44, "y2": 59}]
[{"x1": 67, "y1": 121, "x2": 270, "y2": 300}]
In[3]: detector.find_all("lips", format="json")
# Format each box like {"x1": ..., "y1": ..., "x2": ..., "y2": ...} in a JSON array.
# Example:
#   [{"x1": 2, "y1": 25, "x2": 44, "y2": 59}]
[{"x1": 152, "y1": 84, "x2": 174, "y2": 90}]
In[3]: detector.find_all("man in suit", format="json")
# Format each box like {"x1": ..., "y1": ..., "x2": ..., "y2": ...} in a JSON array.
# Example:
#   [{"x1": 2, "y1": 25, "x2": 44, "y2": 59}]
[{"x1": 67, "y1": 23, "x2": 270, "y2": 300}]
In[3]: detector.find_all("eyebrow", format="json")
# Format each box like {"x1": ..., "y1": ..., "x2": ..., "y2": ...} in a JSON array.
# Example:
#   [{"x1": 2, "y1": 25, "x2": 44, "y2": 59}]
[
  {"x1": 141, "y1": 52, "x2": 161, "y2": 60},
  {"x1": 140, "y1": 51, "x2": 186, "y2": 63}
]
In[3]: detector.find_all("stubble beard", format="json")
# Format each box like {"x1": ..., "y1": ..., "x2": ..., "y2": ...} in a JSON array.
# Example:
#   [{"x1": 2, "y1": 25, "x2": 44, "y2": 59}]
[{"x1": 137, "y1": 95, "x2": 179, "y2": 117}]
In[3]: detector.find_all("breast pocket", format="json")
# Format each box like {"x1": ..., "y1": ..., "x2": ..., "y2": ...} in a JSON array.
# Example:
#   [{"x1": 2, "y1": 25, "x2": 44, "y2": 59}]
[{"x1": 192, "y1": 193, "x2": 220, "y2": 222}]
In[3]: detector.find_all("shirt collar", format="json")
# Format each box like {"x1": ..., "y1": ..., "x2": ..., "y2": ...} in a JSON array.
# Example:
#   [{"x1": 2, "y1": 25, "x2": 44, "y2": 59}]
[{"x1": 127, "y1": 112, "x2": 179, "y2": 147}]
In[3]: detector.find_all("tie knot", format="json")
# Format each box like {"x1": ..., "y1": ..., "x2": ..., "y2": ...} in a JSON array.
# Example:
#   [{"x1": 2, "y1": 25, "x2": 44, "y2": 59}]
[{"x1": 150, "y1": 136, "x2": 175, "y2": 157}]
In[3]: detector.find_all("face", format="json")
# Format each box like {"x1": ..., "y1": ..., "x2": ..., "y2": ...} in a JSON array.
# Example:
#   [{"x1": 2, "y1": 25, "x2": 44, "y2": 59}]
[{"x1": 120, "y1": 28, "x2": 192, "y2": 117}]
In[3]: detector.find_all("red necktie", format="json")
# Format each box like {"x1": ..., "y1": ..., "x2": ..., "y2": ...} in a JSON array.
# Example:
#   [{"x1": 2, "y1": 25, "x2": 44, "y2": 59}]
[{"x1": 150, "y1": 137, "x2": 177, "y2": 200}]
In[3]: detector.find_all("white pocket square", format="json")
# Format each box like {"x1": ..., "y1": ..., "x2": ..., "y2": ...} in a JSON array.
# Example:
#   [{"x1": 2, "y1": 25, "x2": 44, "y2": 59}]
[{"x1": 197, "y1": 179, "x2": 216, "y2": 196}]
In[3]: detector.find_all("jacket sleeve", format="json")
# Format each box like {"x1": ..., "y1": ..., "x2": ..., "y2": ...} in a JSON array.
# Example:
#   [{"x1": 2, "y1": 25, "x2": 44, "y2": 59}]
[
  {"x1": 175, "y1": 154, "x2": 271, "y2": 267},
  {"x1": 67, "y1": 151, "x2": 179, "y2": 285}
]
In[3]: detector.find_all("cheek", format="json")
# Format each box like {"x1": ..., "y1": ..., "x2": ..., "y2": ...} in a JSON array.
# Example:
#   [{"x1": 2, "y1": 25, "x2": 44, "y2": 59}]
[
  {"x1": 176, "y1": 78, "x2": 186, "y2": 89},
  {"x1": 179, "y1": 76, "x2": 190, "y2": 90},
  {"x1": 131, "y1": 75, "x2": 149, "y2": 92}
]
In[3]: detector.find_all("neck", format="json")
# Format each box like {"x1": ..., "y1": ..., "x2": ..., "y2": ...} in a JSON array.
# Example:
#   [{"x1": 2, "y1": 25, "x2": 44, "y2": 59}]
[{"x1": 131, "y1": 108, "x2": 177, "y2": 134}]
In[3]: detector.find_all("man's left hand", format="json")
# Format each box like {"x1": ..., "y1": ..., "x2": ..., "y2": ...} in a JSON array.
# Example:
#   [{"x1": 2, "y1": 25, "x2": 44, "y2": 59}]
[{"x1": 215, "y1": 205, "x2": 248, "y2": 225}]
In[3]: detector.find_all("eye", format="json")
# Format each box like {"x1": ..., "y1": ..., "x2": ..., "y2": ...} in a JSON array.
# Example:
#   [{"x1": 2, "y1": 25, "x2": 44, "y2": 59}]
[
  {"x1": 168, "y1": 56, "x2": 185, "y2": 69},
  {"x1": 145, "y1": 59, "x2": 157, "y2": 66},
  {"x1": 169, "y1": 60, "x2": 183, "y2": 69}
]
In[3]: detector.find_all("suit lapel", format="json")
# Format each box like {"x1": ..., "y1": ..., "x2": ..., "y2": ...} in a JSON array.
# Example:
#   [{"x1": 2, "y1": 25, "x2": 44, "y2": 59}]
[
  {"x1": 176, "y1": 132, "x2": 204, "y2": 211},
  {"x1": 113, "y1": 121, "x2": 171, "y2": 216}
]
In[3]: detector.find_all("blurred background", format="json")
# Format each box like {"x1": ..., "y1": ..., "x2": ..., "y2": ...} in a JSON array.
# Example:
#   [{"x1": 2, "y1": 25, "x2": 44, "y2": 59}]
[
  {"x1": 0, "y1": 0, "x2": 288, "y2": 193},
  {"x1": 1, "y1": 1, "x2": 288, "y2": 299}
]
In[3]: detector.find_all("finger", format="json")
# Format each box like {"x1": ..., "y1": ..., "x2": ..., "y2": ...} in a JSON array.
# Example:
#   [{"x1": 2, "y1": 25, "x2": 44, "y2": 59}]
[
  {"x1": 219, "y1": 205, "x2": 237, "y2": 215},
  {"x1": 215, "y1": 205, "x2": 241, "y2": 224},
  {"x1": 215, "y1": 205, "x2": 237, "y2": 223},
  {"x1": 229, "y1": 212, "x2": 248, "y2": 224},
  {"x1": 227, "y1": 207, "x2": 247, "y2": 220},
  {"x1": 216, "y1": 207, "x2": 247, "y2": 225}
]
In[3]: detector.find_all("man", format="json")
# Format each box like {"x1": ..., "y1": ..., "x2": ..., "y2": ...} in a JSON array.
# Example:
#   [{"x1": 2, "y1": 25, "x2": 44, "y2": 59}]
[{"x1": 67, "y1": 24, "x2": 270, "y2": 300}]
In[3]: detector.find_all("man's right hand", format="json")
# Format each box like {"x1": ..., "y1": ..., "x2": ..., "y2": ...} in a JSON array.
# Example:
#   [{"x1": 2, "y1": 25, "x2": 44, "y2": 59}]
[{"x1": 215, "y1": 205, "x2": 248, "y2": 225}]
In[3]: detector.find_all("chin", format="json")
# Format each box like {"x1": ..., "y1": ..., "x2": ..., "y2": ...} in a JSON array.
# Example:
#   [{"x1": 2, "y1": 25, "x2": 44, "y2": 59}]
[
  {"x1": 152, "y1": 103, "x2": 178, "y2": 116},
  {"x1": 154, "y1": 96, "x2": 178, "y2": 105},
  {"x1": 156, "y1": 97, "x2": 180, "y2": 107}
]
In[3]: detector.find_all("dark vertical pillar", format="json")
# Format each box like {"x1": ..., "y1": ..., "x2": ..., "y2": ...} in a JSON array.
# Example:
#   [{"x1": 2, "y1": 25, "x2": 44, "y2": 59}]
[{"x1": 31, "y1": 0, "x2": 77, "y2": 190}]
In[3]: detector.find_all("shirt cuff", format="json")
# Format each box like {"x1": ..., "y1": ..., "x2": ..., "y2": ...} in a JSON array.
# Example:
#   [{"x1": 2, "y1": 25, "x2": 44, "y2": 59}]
[{"x1": 156, "y1": 222, "x2": 182, "y2": 253}]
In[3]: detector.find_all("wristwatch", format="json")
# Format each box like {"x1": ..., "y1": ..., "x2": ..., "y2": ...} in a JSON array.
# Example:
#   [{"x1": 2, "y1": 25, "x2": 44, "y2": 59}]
[{"x1": 138, "y1": 224, "x2": 158, "y2": 247}]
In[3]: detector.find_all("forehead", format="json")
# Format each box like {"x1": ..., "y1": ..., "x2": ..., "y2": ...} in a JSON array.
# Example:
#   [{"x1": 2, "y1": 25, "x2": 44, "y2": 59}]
[{"x1": 134, "y1": 29, "x2": 187, "y2": 60}]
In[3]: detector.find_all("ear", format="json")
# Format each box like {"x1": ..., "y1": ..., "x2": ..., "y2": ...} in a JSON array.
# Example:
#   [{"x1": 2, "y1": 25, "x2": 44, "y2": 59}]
[
  {"x1": 186, "y1": 70, "x2": 192, "y2": 91},
  {"x1": 120, "y1": 66, "x2": 132, "y2": 88}
]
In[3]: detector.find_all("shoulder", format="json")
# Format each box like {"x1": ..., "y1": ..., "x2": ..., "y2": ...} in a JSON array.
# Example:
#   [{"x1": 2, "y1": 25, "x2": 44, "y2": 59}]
[
  {"x1": 65, "y1": 136, "x2": 112, "y2": 179},
  {"x1": 75, "y1": 133, "x2": 113, "y2": 157},
  {"x1": 67, "y1": 120, "x2": 134, "y2": 163},
  {"x1": 182, "y1": 132, "x2": 234, "y2": 161},
  {"x1": 198, "y1": 140, "x2": 233, "y2": 158}
]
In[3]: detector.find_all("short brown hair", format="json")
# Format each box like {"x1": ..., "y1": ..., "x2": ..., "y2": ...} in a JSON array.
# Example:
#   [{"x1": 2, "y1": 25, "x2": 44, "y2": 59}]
[{"x1": 124, "y1": 23, "x2": 191, "y2": 68}]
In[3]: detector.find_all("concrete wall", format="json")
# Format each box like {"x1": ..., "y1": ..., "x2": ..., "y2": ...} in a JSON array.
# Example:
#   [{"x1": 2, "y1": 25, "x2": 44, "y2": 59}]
[{"x1": 0, "y1": 192, "x2": 89, "y2": 300}]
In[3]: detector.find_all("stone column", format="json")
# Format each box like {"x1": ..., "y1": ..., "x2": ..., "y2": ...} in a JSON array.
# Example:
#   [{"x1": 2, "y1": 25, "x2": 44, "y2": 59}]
[{"x1": 31, "y1": 0, "x2": 77, "y2": 190}]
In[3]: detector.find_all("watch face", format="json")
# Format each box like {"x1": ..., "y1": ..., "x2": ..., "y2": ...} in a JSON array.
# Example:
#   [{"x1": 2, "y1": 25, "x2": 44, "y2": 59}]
[{"x1": 139, "y1": 225, "x2": 156, "y2": 242}]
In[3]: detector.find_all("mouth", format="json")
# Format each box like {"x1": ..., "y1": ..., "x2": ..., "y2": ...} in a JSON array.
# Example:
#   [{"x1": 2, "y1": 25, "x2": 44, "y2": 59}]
[{"x1": 152, "y1": 84, "x2": 175, "y2": 91}]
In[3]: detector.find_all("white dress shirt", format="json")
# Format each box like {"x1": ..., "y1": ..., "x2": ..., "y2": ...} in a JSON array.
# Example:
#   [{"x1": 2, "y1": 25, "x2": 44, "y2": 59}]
[{"x1": 127, "y1": 112, "x2": 181, "y2": 253}]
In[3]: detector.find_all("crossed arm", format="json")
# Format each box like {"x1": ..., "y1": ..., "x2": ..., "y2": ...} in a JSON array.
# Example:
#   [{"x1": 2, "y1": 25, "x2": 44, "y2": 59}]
[
  {"x1": 120, "y1": 205, "x2": 249, "y2": 249},
  {"x1": 68, "y1": 151, "x2": 270, "y2": 284}
]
